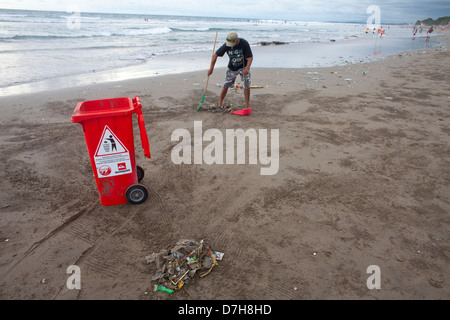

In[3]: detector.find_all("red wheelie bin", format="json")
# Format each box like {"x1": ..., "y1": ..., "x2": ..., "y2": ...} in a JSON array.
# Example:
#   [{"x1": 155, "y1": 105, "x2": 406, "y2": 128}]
[{"x1": 71, "y1": 96, "x2": 151, "y2": 206}]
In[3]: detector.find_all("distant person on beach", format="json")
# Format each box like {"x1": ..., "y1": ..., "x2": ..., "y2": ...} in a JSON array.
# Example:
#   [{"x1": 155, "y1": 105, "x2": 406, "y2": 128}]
[
  {"x1": 412, "y1": 26, "x2": 418, "y2": 40},
  {"x1": 207, "y1": 32, "x2": 253, "y2": 112},
  {"x1": 426, "y1": 26, "x2": 433, "y2": 47}
]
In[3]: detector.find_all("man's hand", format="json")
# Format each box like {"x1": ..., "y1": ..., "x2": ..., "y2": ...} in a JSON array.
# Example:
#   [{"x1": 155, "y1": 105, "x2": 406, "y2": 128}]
[
  {"x1": 243, "y1": 57, "x2": 253, "y2": 76},
  {"x1": 207, "y1": 68, "x2": 213, "y2": 77}
]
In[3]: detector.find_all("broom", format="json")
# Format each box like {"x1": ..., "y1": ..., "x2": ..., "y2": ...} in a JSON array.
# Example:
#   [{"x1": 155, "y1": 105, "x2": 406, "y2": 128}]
[{"x1": 197, "y1": 30, "x2": 218, "y2": 111}]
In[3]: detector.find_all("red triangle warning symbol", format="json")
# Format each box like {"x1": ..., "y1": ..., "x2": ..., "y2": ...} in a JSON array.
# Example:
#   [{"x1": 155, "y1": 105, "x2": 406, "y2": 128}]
[{"x1": 95, "y1": 126, "x2": 129, "y2": 157}]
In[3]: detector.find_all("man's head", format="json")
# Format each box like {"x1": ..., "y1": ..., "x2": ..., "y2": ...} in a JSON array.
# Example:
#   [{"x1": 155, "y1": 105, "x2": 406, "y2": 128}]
[{"x1": 226, "y1": 32, "x2": 238, "y2": 47}]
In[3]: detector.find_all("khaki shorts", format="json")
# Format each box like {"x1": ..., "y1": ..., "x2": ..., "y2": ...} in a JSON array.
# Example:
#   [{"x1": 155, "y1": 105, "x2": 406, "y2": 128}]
[{"x1": 223, "y1": 68, "x2": 251, "y2": 89}]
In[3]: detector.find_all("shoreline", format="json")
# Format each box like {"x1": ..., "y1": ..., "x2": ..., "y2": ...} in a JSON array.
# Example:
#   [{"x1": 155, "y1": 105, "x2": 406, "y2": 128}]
[
  {"x1": 0, "y1": 32, "x2": 446, "y2": 118},
  {"x1": 0, "y1": 31, "x2": 444, "y2": 98}
]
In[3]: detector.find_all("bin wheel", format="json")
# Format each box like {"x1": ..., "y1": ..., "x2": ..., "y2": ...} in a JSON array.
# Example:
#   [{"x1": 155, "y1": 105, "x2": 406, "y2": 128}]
[
  {"x1": 125, "y1": 184, "x2": 148, "y2": 205},
  {"x1": 136, "y1": 166, "x2": 144, "y2": 182}
]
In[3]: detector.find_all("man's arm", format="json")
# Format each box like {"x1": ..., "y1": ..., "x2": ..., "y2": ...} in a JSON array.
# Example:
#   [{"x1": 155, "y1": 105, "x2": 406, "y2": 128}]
[
  {"x1": 207, "y1": 53, "x2": 219, "y2": 76},
  {"x1": 243, "y1": 56, "x2": 253, "y2": 75}
]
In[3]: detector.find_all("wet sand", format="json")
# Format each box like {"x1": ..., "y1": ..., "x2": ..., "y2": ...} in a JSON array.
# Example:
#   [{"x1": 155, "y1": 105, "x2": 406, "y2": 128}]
[
  {"x1": 0, "y1": 31, "x2": 437, "y2": 97},
  {"x1": 0, "y1": 30, "x2": 449, "y2": 301}
]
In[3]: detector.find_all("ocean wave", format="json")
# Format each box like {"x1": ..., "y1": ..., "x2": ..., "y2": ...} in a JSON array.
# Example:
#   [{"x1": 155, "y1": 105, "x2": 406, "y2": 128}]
[
  {"x1": 0, "y1": 9, "x2": 423, "y2": 92},
  {"x1": 170, "y1": 27, "x2": 210, "y2": 32},
  {"x1": 0, "y1": 44, "x2": 150, "y2": 54},
  {"x1": 0, "y1": 33, "x2": 108, "y2": 40},
  {"x1": 0, "y1": 13, "x2": 28, "y2": 17},
  {"x1": 117, "y1": 26, "x2": 172, "y2": 36},
  {"x1": 59, "y1": 15, "x2": 102, "y2": 21},
  {"x1": 0, "y1": 26, "x2": 173, "y2": 40}
]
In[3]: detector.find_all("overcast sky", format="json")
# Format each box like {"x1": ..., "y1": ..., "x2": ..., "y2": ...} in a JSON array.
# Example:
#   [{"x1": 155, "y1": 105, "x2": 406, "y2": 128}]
[{"x1": 1, "y1": 0, "x2": 449, "y2": 23}]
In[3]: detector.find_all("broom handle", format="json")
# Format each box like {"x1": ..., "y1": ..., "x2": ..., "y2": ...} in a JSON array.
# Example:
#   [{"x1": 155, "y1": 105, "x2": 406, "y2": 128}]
[{"x1": 204, "y1": 30, "x2": 218, "y2": 94}]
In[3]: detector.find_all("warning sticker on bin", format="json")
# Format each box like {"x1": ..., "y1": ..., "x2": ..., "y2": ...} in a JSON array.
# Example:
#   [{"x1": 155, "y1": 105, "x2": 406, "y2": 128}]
[{"x1": 94, "y1": 126, "x2": 132, "y2": 178}]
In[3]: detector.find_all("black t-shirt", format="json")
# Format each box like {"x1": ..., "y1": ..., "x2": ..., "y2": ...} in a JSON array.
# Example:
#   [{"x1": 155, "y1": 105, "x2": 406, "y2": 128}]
[{"x1": 215, "y1": 38, "x2": 253, "y2": 71}]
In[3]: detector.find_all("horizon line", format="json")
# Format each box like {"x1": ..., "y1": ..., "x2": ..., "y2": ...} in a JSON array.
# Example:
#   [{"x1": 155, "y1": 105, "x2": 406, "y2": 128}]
[{"x1": 0, "y1": 7, "x2": 420, "y2": 25}]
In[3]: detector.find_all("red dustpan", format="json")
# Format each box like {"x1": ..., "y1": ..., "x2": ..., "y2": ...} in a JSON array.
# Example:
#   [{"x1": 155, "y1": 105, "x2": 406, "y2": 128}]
[{"x1": 232, "y1": 108, "x2": 252, "y2": 116}]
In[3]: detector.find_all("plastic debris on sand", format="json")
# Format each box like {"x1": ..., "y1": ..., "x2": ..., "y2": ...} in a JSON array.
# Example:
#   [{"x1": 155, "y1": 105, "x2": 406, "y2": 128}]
[{"x1": 146, "y1": 239, "x2": 224, "y2": 294}]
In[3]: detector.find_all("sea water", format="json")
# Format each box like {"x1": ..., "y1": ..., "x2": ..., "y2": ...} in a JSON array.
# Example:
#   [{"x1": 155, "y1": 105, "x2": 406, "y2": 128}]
[{"x1": 0, "y1": 8, "x2": 439, "y2": 95}]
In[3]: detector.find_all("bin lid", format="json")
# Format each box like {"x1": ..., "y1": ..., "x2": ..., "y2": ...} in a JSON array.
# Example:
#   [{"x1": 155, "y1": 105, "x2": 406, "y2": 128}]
[{"x1": 71, "y1": 97, "x2": 137, "y2": 123}]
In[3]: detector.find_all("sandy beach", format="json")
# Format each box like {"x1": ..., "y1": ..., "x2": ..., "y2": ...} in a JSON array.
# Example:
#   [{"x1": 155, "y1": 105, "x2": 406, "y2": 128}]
[{"x1": 0, "y1": 30, "x2": 449, "y2": 301}]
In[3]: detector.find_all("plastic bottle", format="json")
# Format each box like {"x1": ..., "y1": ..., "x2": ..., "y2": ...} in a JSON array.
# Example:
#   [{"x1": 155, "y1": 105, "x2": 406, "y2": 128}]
[{"x1": 154, "y1": 284, "x2": 174, "y2": 294}]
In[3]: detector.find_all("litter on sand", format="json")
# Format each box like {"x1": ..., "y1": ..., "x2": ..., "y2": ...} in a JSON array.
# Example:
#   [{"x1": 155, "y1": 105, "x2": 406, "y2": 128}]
[
  {"x1": 234, "y1": 84, "x2": 264, "y2": 93},
  {"x1": 235, "y1": 84, "x2": 264, "y2": 89},
  {"x1": 146, "y1": 239, "x2": 224, "y2": 294},
  {"x1": 232, "y1": 108, "x2": 252, "y2": 116}
]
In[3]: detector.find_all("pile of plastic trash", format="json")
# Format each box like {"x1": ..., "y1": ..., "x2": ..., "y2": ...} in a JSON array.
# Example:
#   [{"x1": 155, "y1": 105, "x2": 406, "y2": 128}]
[{"x1": 146, "y1": 239, "x2": 224, "y2": 294}]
